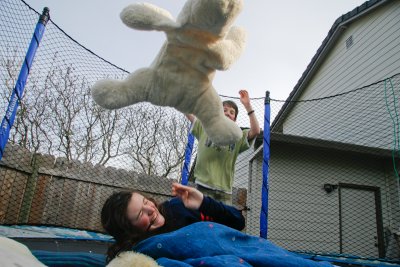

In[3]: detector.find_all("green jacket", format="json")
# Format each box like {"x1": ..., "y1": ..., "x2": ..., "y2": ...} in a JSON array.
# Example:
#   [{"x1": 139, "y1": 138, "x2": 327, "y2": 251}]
[{"x1": 191, "y1": 119, "x2": 252, "y2": 193}]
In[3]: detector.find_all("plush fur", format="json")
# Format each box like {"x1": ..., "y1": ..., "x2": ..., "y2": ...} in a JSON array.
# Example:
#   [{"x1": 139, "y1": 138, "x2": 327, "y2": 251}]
[
  {"x1": 106, "y1": 251, "x2": 161, "y2": 267},
  {"x1": 91, "y1": 0, "x2": 246, "y2": 146},
  {"x1": 0, "y1": 237, "x2": 47, "y2": 266}
]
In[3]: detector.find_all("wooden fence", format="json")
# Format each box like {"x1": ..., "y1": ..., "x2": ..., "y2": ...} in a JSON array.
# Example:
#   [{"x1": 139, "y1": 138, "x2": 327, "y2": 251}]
[
  {"x1": 0, "y1": 144, "x2": 175, "y2": 232},
  {"x1": 0, "y1": 144, "x2": 247, "y2": 232}
]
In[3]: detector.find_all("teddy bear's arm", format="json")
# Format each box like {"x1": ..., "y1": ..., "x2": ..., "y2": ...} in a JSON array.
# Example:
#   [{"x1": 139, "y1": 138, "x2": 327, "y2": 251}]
[
  {"x1": 120, "y1": 3, "x2": 179, "y2": 32},
  {"x1": 207, "y1": 26, "x2": 246, "y2": 70}
]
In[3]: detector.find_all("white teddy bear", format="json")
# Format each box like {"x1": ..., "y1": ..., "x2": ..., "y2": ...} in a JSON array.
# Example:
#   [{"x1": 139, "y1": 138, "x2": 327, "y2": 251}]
[{"x1": 91, "y1": 0, "x2": 246, "y2": 146}]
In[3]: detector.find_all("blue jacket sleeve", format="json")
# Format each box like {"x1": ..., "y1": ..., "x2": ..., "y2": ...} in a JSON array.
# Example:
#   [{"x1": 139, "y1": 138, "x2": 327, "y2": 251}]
[{"x1": 198, "y1": 196, "x2": 245, "y2": 231}]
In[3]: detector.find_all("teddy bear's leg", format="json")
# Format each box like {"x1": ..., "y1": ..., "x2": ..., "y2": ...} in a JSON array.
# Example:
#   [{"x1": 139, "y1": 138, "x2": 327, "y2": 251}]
[
  {"x1": 120, "y1": 3, "x2": 178, "y2": 32},
  {"x1": 91, "y1": 68, "x2": 154, "y2": 110},
  {"x1": 193, "y1": 86, "x2": 242, "y2": 146}
]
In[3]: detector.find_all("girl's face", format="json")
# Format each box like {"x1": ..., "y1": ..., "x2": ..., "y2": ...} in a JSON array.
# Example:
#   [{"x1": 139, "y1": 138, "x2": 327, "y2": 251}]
[
  {"x1": 126, "y1": 193, "x2": 165, "y2": 232},
  {"x1": 223, "y1": 104, "x2": 236, "y2": 121}
]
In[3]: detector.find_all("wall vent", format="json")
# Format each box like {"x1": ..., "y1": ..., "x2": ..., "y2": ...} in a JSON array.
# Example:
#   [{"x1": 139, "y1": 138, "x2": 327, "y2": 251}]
[{"x1": 346, "y1": 35, "x2": 353, "y2": 49}]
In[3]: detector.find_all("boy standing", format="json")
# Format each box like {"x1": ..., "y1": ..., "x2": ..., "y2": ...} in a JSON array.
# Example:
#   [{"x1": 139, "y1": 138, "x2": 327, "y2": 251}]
[{"x1": 186, "y1": 89, "x2": 260, "y2": 204}]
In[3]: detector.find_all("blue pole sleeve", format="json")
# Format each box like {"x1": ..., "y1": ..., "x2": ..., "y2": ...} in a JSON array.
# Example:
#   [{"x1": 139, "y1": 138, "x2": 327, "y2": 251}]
[
  {"x1": 260, "y1": 91, "x2": 271, "y2": 238},
  {"x1": 0, "y1": 8, "x2": 50, "y2": 159},
  {"x1": 181, "y1": 129, "x2": 195, "y2": 185}
]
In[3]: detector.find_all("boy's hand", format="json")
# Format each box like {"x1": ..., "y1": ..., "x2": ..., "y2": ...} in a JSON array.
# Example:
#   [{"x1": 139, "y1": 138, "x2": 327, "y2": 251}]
[
  {"x1": 239, "y1": 90, "x2": 251, "y2": 109},
  {"x1": 172, "y1": 183, "x2": 203, "y2": 210}
]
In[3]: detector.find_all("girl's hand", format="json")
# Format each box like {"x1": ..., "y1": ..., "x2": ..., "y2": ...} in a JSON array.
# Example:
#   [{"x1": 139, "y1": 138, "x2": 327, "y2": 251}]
[{"x1": 172, "y1": 183, "x2": 203, "y2": 210}]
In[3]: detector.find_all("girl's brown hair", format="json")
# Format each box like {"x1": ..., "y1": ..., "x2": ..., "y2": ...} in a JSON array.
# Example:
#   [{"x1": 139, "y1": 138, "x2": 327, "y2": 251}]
[{"x1": 101, "y1": 190, "x2": 172, "y2": 263}]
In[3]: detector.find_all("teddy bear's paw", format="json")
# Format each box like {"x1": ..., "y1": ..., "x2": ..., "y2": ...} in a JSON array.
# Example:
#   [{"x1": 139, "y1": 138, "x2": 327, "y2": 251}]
[
  {"x1": 91, "y1": 79, "x2": 131, "y2": 110},
  {"x1": 204, "y1": 117, "x2": 242, "y2": 146},
  {"x1": 121, "y1": 3, "x2": 178, "y2": 32},
  {"x1": 106, "y1": 251, "x2": 161, "y2": 267},
  {"x1": 92, "y1": 68, "x2": 154, "y2": 110}
]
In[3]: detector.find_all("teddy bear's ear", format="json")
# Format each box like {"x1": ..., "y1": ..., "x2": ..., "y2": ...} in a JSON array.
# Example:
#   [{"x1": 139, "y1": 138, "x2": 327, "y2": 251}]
[{"x1": 121, "y1": 3, "x2": 179, "y2": 32}]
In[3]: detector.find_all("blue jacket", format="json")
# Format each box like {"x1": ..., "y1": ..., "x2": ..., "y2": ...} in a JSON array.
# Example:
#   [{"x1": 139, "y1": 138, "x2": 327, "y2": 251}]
[{"x1": 160, "y1": 196, "x2": 245, "y2": 231}]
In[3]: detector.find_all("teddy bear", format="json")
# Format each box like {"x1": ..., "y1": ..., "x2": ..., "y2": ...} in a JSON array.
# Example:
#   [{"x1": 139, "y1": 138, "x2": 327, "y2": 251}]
[{"x1": 91, "y1": 0, "x2": 246, "y2": 146}]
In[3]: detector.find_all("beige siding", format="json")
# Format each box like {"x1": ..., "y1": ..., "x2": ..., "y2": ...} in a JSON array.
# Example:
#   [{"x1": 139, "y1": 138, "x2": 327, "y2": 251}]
[
  {"x1": 283, "y1": 2, "x2": 400, "y2": 149},
  {"x1": 303, "y1": 1, "x2": 399, "y2": 98},
  {"x1": 247, "y1": 142, "x2": 400, "y2": 255},
  {"x1": 245, "y1": 152, "x2": 263, "y2": 236},
  {"x1": 233, "y1": 147, "x2": 253, "y2": 189}
]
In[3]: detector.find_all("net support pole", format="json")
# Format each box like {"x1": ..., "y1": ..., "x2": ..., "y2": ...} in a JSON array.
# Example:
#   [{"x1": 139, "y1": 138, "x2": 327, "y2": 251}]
[
  {"x1": 260, "y1": 91, "x2": 271, "y2": 238},
  {"x1": 0, "y1": 7, "x2": 50, "y2": 160},
  {"x1": 181, "y1": 129, "x2": 195, "y2": 185}
]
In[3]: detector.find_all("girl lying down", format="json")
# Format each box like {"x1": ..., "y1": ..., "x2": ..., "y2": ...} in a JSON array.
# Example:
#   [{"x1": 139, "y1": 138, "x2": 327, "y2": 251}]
[{"x1": 102, "y1": 183, "x2": 335, "y2": 267}]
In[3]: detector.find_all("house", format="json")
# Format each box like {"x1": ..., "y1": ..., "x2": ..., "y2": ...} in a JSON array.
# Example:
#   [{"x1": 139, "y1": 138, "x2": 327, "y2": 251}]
[{"x1": 245, "y1": 0, "x2": 400, "y2": 260}]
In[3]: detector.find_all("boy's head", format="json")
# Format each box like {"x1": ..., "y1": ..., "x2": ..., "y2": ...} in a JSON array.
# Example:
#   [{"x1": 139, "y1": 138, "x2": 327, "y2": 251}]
[{"x1": 223, "y1": 100, "x2": 238, "y2": 121}]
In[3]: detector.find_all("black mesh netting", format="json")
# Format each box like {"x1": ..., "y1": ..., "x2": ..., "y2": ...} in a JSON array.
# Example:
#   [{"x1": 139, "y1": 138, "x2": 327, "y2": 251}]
[{"x1": 0, "y1": 0, "x2": 399, "y2": 264}]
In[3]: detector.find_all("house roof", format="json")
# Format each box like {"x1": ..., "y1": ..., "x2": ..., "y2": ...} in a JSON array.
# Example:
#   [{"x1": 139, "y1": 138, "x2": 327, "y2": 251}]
[{"x1": 271, "y1": 0, "x2": 389, "y2": 132}]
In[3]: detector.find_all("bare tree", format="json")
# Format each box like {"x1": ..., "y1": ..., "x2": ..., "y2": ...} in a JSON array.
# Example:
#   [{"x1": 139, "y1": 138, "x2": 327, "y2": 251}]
[
  {"x1": 0, "y1": 50, "x2": 192, "y2": 178},
  {"x1": 124, "y1": 104, "x2": 190, "y2": 179},
  {"x1": 0, "y1": 47, "x2": 46, "y2": 152}
]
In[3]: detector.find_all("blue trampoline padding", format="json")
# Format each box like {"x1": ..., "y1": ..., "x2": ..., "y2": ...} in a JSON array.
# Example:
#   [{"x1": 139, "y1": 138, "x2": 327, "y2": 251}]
[
  {"x1": 296, "y1": 253, "x2": 400, "y2": 267},
  {"x1": 32, "y1": 250, "x2": 106, "y2": 267},
  {"x1": 0, "y1": 225, "x2": 112, "y2": 242}
]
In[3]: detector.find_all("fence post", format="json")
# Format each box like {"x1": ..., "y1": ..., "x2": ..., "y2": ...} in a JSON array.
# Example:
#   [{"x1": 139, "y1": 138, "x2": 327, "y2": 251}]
[
  {"x1": 0, "y1": 7, "x2": 50, "y2": 160},
  {"x1": 260, "y1": 91, "x2": 271, "y2": 238},
  {"x1": 181, "y1": 129, "x2": 194, "y2": 185}
]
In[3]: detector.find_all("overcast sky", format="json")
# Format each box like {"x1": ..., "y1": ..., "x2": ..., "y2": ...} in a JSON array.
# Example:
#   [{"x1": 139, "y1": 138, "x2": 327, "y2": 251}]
[{"x1": 26, "y1": 0, "x2": 367, "y2": 100}]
